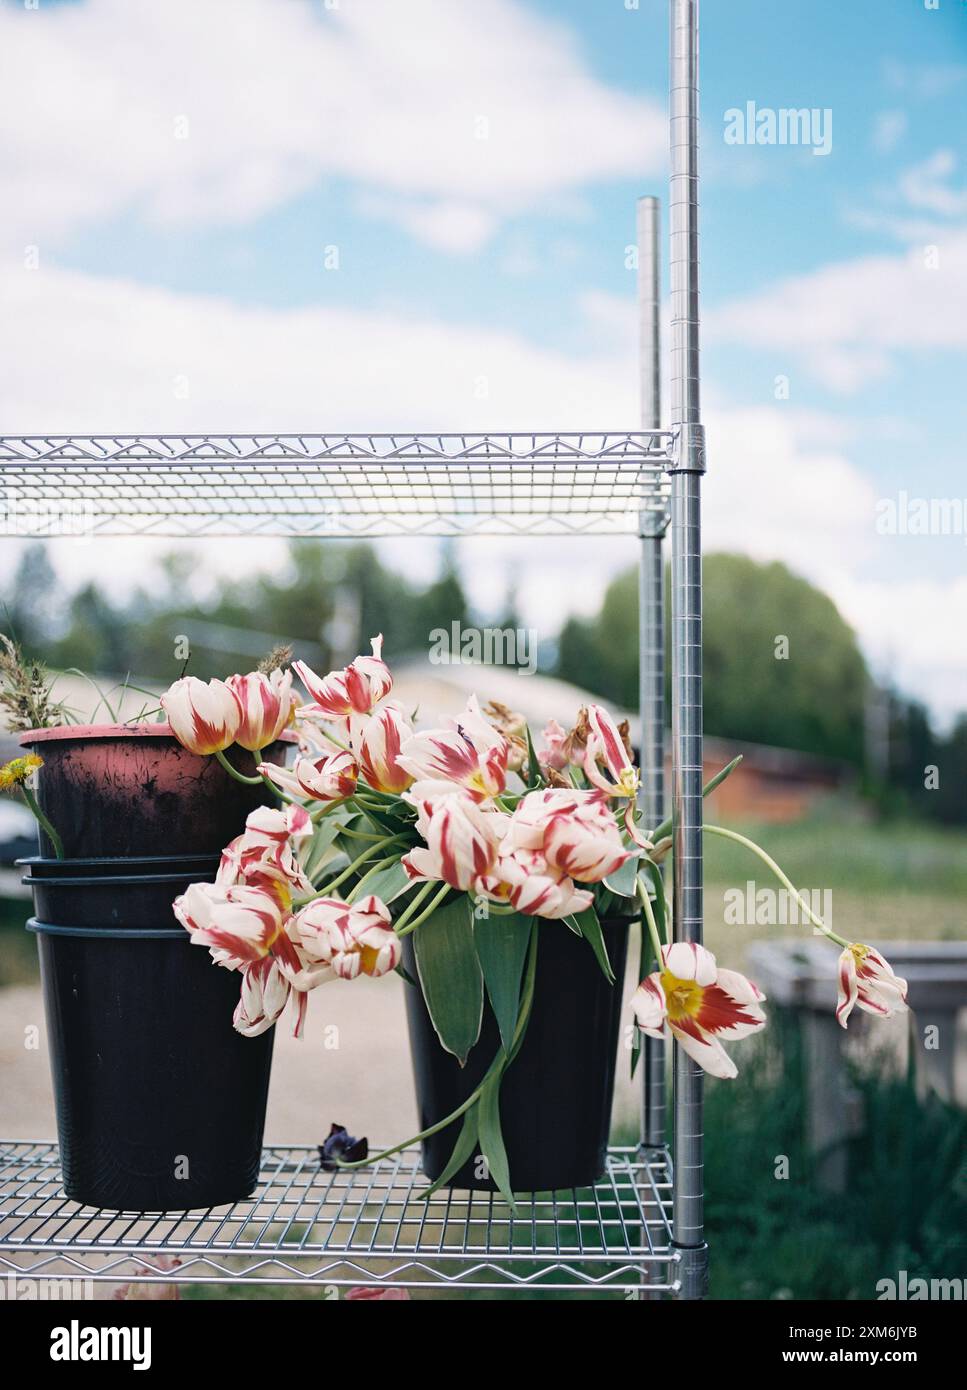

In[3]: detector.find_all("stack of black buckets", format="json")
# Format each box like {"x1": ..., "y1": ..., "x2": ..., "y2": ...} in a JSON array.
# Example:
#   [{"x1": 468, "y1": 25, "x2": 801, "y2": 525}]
[{"x1": 18, "y1": 726, "x2": 283, "y2": 1212}]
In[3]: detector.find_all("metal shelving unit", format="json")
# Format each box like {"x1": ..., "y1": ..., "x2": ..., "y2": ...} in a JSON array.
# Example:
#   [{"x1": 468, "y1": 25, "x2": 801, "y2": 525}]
[{"x1": 0, "y1": 0, "x2": 708, "y2": 1297}]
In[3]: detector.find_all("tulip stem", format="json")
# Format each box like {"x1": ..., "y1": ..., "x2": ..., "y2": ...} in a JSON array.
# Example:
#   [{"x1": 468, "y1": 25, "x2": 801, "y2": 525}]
[
  {"x1": 637, "y1": 877, "x2": 666, "y2": 961},
  {"x1": 213, "y1": 747, "x2": 263, "y2": 786},
  {"x1": 703, "y1": 823, "x2": 850, "y2": 948},
  {"x1": 315, "y1": 835, "x2": 406, "y2": 898},
  {"x1": 395, "y1": 882, "x2": 451, "y2": 937},
  {"x1": 391, "y1": 881, "x2": 435, "y2": 932},
  {"x1": 22, "y1": 786, "x2": 64, "y2": 860},
  {"x1": 648, "y1": 756, "x2": 743, "y2": 843},
  {"x1": 346, "y1": 854, "x2": 402, "y2": 904}
]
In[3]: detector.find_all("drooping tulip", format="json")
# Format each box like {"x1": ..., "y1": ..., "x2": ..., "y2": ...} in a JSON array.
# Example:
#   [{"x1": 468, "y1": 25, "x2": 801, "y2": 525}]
[
  {"x1": 290, "y1": 895, "x2": 400, "y2": 980},
  {"x1": 583, "y1": 703, "x2": 639, "y2": 798},
  {"x1": 352, "y1": 702, "x2": 414, "y2": 794},
  {"x1": 397, "y1": 695, "x2": 509, "y2": 802},
  {"x1": 233, "y1": 957, "x2": 298, "y2": 1037},
  {"x1": 161, "y1": 676, "x2": 241, "y2": 755},
  {"x1": 478, "y1": 847, "x2": 593, "y2": 920},
  {"x1": 217, "y1": 804, "x2": 314, "y2": 897},
  {"x1": 293, "y1": 635, "x2": 392, "y2": 720},
  {"x1": 631, "y1": 942, "x2": 767, "y2": 1079},
  {"x1": 227, "y1": 669, "x2": 295, "y2": 751},
  {"x1": 402, "y1": 792, "x2": 508, "y2": 892},
  {"x1": 503, "y1": 788, "x2": 630, "y2": 884},
  {"x1": 259, "y1": 749, "x2": 358, "y2": 804},
  {"x1": 174, "y1": 881, "x2": 291, "y2": 965},
  {"x1": 836, "y1": 943, "x2": 908, "y2": 1029}
]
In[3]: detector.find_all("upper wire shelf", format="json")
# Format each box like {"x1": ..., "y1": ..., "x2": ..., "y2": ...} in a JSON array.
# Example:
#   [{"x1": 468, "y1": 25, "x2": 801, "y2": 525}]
[
  {"x1": 0, "y1": 1142, "x2": 676, "y2": 1294},
  {"x1": 0, "y1": 432, "x2": 673, "y2": 539}
]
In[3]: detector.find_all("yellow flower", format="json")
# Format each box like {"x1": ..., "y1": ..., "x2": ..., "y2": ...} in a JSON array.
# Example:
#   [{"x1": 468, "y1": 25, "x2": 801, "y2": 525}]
[{"x1": 0, "y1": 754, "x2": 43, "y2": 790}]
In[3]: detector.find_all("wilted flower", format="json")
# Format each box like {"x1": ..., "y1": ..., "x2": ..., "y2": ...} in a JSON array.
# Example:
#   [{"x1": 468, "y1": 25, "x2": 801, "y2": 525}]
[
  {"x1": 294, "y1": 635, "x2": 392, "y2": 721},
  {"x1": 632, "y1": 942, "x2": 766, "y2": 1079},
  {"x1": 836, "y1": 943, "x2": 908, "y2": 1029},
  {"x1": 227, "y1": 668, "x2": 296, "y2": 751},
  {"x1": 161, "y1": 676, "x2": 241, "y2": 755},
  {"x1": 402, "y1": 792, "x2": 508, "y2": 892},
  {"x1": 538, "y1": 719, "x2": 569, "y2": 772},
  {"x1": 319, "y1": 1123, "x2": 368, "y2": 1170},
  {"x1": 398, "y1": 695, "x2": 509, "y2": 802},
  {"x1": 259, "y1": 749, "x2": 358, "y2": 804}
]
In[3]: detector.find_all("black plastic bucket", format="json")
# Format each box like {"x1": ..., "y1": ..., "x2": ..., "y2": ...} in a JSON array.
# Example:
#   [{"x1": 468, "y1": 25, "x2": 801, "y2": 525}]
[
  {"x1": 18, "y1": 854, "x2": 222, "y2": 880},
  {"x1": 403, "y1": 915, "x2": 631, "y2": 1193},
  {"x1": 20, "y1": 863, "x2": 219, "y2": 931},
  {"x1": 30, "y1": 918, "x2": 274, "y2": 1211}
]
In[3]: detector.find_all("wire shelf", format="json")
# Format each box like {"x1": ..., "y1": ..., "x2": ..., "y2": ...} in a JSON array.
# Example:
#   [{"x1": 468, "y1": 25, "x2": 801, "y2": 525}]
[
  {"x1": 0, "y1": 1141, "x2": 677, "y2": 1294},
  {"x1": 0, "y1": 432, "x2": 673, "y2": 538}
]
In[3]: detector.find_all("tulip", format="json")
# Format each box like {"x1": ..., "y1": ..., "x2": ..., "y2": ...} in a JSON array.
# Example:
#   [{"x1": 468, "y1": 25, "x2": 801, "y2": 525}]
[
  {"x1": 538, "y1": 718, "x2": 569, "y2": 772},
  {"x1": 234, "y1": 957, "x2": 297, "y2": 1037},
  {"x1": 290, "y1": 895, "x2": 400, "y2": 980},
  {"x1": 174, "y1": 881, "x2": 291, "y2": 965},
  {"x1": 479, "y1": 847, "x2": 593, "y2": 920},
  {"x1": 836, "y1": 943, "x2": 908, "y2": 1029},
  {"x1": 160, "y1": 676, "x2": 241, "y2": 755},
  {"x1": 217, "y1": 804, "x2": 314, "y2": 897},
  {"x1": 227, "y1": 668, "x2": 296, "y2": 751},
  {"x1": 503, "y1": 788, "x2": 630, "y2": 884},
  {"x1": 397, "y1": 695, "x2": 509, "y2": 802},
  {"x1": 402, "y1": 792, "x2": 508, "y2": 892},
  {"x1": 631, "y1": 942, "x2": 767, "y2": 1079},
  {"x1": 352, "y1": 703, "x2": 414, "y2": 794},
  {"x1": 259, "y1": 749, "x2": 358, "y2": 803},
  {"x1": 294, "y1": 634, "x2": 392, "y2": 720},
  {"x1": 583, "y1": 703, "x2": 639, "y2": 798}
]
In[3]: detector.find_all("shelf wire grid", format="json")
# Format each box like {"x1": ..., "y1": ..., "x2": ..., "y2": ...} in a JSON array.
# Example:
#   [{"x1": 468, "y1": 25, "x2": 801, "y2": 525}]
[
  {"x1": 0, "y1": 1142, "x2": 677, "y2": 1294},
  {"x1": 0, "y1": 432, "x2": 673, "y2": 539}
]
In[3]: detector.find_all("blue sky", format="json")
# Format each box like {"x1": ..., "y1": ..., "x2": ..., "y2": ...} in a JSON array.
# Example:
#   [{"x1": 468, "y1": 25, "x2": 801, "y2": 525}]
[{"x1": 1, "y1": 0, "x2": 966, "y2": 720}]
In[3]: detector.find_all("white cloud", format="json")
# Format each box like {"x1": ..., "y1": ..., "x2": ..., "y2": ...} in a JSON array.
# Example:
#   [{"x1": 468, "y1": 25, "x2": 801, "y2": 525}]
[
  {"x1": 708, "y1": 233, "x2": 967, "y2": 392},
  {"x1": 899, "y1": 150, "x2": 967, "y2": 218},
  {"x1": 0, "y1": 0, "x2": 663, "y2": 253}
]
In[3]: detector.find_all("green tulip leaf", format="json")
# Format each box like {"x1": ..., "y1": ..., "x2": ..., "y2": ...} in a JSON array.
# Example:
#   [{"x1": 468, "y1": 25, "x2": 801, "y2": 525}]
[
  {"x1": 413, "y1": 894, "x2": 483, "y2": 1065},
  {"x1": 473, "y1": 912, "x2": 532, "y2": 1055}
]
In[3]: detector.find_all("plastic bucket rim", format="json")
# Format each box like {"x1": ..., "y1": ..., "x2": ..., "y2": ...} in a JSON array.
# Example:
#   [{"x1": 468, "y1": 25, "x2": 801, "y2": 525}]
[
  {"x1": 27, "y1": 916, "x2": 187, "y2": 940},
  {"x1": 17, "y1": 853, "x2": 222, "y2": 870},
  {"x1": 22, "y1": 871, "x2": 212, "y2": 888}
]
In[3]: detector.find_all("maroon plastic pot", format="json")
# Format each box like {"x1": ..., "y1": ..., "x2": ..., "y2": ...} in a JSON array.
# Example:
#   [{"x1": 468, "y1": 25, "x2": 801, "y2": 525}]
[{"x1": 20, "y1": 724, "x2": 291, "y2": 859}]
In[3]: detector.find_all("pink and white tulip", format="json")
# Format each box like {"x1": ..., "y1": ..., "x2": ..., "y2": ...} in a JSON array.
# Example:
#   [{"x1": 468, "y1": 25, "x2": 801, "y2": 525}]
[
  {"x1": 836, "y1": 944, "x2": 908, "y2": 1029},
  {"x1": 538, "y1": 718, "x2": 570, "y2": 772},
  {"x1": 161, "y1": 676, "x2": 241, "y2": 755},
  {"x1": 583, "y1": 703, "x2": 638, "y2": 798},
  {"x1": 503, "y1": 788, "x2": 630, "y2": 884},
  {"x1": 290, "y1": 895, "x2": 400, "y2": 980},
  {"x1": 259, "y1": 749, "x2": 357, "y2": 804},
  {"x1": 294, "y1": 635, "x2": 392, "y2": 720},
  {"x1": 352, "y1": 702, "x2": 414, "y2": 794},
  {"x1": 478, "y1": 848, "x2": 593, "y2": 920},
  {"x1": 397, "y1": 695, "x2": 509, "y2": 802},
  {"x1": 234, "y1": 957, "x2": 300, "y2": 1037},
  {"x1": 402, "y1": 792, "x2": 508, "y2": 892},
  {"x1": 174, "y1": 881, "x2": 293, "y2": 967},
  {"x1": 227, "y1": 669, "x2": 296, "y2": 751},
  {"x1": 632, "y1": 942, "x2": 767, "y2": 1079},
  {"x1": 217, "y1": 804, "x2": 314, "y2": 897}
]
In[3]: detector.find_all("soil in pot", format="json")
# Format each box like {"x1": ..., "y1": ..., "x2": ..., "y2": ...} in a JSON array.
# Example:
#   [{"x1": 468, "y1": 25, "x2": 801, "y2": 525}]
[{"x1": 403, "y1": 915, "x2": 631, "y2": 1193}]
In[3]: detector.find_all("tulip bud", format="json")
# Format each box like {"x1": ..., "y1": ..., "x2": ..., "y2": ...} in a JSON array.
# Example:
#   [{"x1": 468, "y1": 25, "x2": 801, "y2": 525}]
[
  {"x1": 227, "y1": 669, "x2": 295, "y2": 751},
  {"x1": 161, "y1": 676, "x2": 241, "y2": 755}
]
